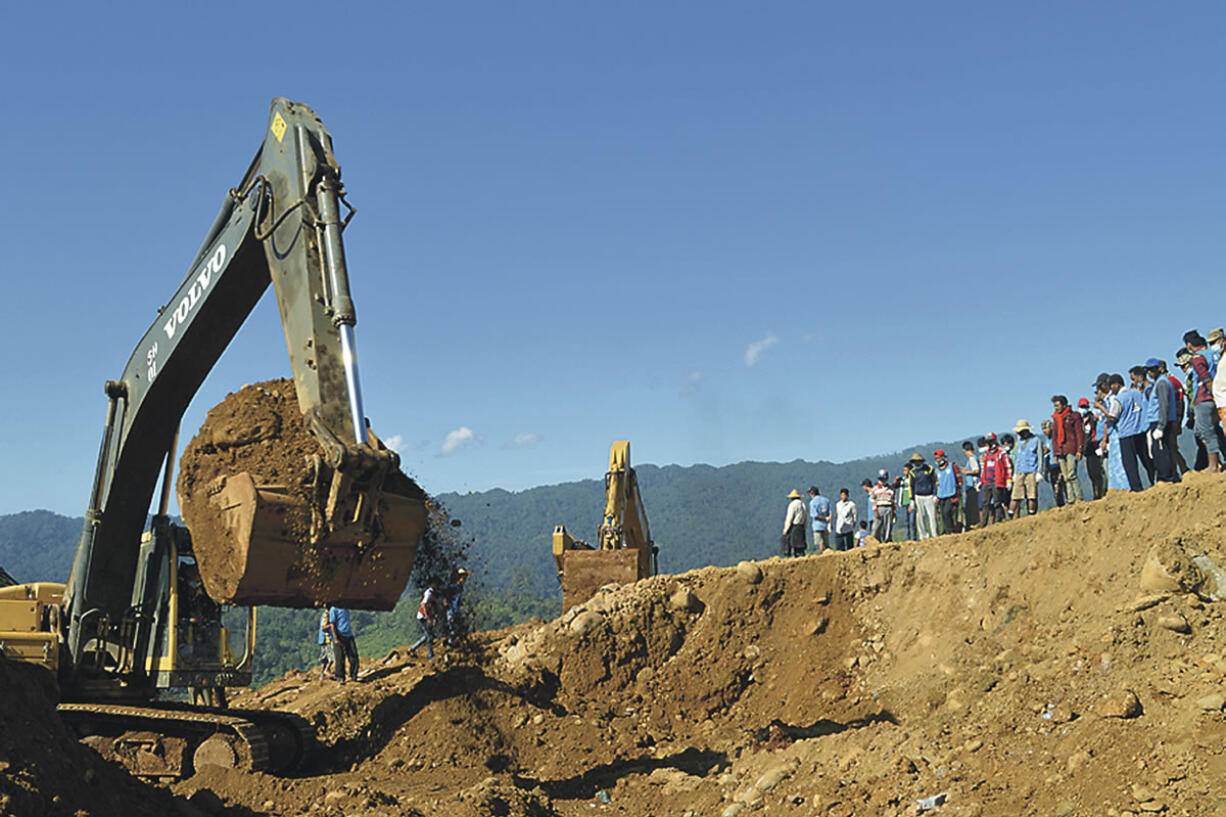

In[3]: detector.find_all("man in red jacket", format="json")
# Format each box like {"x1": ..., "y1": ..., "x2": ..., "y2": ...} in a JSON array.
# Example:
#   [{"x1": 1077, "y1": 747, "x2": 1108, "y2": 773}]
[{"x1": 1050, "y1": 395, "x2": 1085, "y2": 503}]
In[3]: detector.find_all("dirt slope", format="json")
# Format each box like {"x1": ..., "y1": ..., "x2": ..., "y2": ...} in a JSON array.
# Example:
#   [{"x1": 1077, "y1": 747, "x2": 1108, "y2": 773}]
[{"x1": 6, "y1": 474, "x2": 1226, "y2": 817}]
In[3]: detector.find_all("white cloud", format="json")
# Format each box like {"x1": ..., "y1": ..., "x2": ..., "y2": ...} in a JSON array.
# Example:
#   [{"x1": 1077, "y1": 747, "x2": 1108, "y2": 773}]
[
  {"x1": 383, "y1": 433, "x2": 406, "y2": 454},
  {"x1": 744, "y1": 333, "x2": 780, "y2": 367},
  {"x1": 510, "y1": 432, "x2": 541, "y2": 448},
  {"x1": 681, "y1": 371, "x2": 704, "y2": 397},
  {"x1": 440, "y1": 426, "x2": 476, "y2": 455}
]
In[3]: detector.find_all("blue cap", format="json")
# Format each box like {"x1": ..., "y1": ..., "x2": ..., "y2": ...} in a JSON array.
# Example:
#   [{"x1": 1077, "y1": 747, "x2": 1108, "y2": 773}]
[{"x1": 1144, "y1": 357, "x2": 1161, "y2": 368}]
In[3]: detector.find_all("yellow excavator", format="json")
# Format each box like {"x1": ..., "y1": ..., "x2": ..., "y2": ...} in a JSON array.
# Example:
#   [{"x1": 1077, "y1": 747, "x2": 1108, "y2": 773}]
[
  {"x1": 552, "y1": 441, "x2": 658, "y2": 612},
  {"x1": 0, "y1": 99, "x2": 425, "y2": 778}
]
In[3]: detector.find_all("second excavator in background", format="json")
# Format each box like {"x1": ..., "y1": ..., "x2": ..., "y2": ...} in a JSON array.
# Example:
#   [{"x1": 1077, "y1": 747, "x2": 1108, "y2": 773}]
[{"x1": 552, "y1": 441, "x2": 658, "y2": 612}]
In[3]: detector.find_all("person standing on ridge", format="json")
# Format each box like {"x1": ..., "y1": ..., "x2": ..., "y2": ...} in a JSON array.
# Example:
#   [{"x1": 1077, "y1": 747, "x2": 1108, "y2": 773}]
[
  {"x1": 896, "y1": 466, "x2": 916, "y2": 541},
  {"x1": 1142, "y1": 359, "x2": 1178, "y2": 484},
  {"x1": 906, "y1": 453, "x2": 938, "y2": 539},
  {"x1": 782, "y1": 489, "x2": 807, "y2": 557},
  {"x1": 1154, "y1": 358, "x2": 1189, "y2": 475},
  {"x1": 808, "y1": 486, "x2": 832, "y2": 554},
  {"x1": 1009, "y1": 420, "x2": 1043, "y2": 517},
  {"x1": 979, "y1": 435, "x2": 999, "y2": 525},
  {"x1": 1078, "y1": 398, "x2": 1105, "y2": 499},
  {"x1": 961, "y1": 441, "x2": 981, "y2": 529},
  {"x1": 1040, "y1": 420, "x2": 1065, "y2": 506},
  {"x1": 1184, "y1": 330, "x2": 1223, "y2": 473},
  {"x1": 869, "y1": 471, "x2": 896, "y2": 543},
  {"x1": 933, "y1": 450, "x2": 962, "y2": 534},
  {"x1": 1050, "y1": 395, "x2": 1084, "y2": 504},
  {"x1": 833, "y1": 488, "x2": 857, "y2": 552},
  {"x1": 1110, "y1": 372, "x2": 1147, "y2": 490}
]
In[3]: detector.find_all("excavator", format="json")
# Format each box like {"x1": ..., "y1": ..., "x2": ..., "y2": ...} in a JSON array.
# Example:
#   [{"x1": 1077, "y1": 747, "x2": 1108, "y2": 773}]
[
  {"x1": 552, "y1": 441, "x2": 658, "y2": 612},
  {"x1": 0, "y1": 99, "x2": 426, "y2": 778}
]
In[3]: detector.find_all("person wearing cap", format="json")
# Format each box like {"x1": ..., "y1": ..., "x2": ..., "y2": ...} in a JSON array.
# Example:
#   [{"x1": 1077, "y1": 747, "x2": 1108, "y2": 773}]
[
  {"x1": 1184, "y1": 330, "x2": 1223, "y2": 472},
  {"x1": 981, "y1": 433, "x2": 1013, "y2": 523},
  {"x1": 807, "y1": 486, "x2": 832, "y2": 554},
  {"x1": 933, "y1": 450, "x2": 962, "y2": 534},
  {"x1": 1153, "y1": 358, "x2": 1189, "y2": 476},
  {"x1": 1142, "y1": 360, "x2": 1178, "y2": 484},
  {"x1": 1208, "y1": 327, "x2": 1225, "y2": 371},
  {"x1": 905, "y1": 452, "x2": 937, "y2": 539},
  {"x1": 1049, "y1": 395, "x2": 1085, "y2": 504},
  {"x1": 1111, "y1": 373, "x2": 1147, "y2": 490},
  {"x1": 833, "y1": 488, "x2": 858, "y2": 551},
  {"x1": 782, "y1": 489, "x2": 807, "y2": 557},
  {"x1": 961, "y1": 441, "x2": 981, "y2": 529},
  {"x1": 1077, "y1": 398, "x2": 1105, "y2": 499},
  {"x1": 1009, "y1": 421, "x2": 1044, "y2": 517},
  {"x1": 1176, "y1": 349, "x2": 1210, "y2": 471},
  {"x1": 869, "y1": 472, "x2": 896, "y2": 543}
]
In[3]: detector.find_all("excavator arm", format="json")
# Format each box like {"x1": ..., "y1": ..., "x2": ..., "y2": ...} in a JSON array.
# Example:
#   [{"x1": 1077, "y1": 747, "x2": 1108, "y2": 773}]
[
  {"x1": 553, "y1": 441, "x2": 656, "y2": 612},
  {"x1": 65, "y1": 99, "x2": 424, "y2": 668}
]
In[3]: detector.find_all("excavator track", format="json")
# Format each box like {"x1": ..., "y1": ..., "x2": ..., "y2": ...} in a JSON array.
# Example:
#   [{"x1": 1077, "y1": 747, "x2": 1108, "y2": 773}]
[{"x1": 57, "y1": 702, "x2": 312, "y2": 779}]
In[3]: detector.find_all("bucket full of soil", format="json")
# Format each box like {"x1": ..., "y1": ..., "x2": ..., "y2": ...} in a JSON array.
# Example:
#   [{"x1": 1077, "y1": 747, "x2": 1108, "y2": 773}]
[{"x1": 176, "y1": 380, "x2": 427, "y2": 610}]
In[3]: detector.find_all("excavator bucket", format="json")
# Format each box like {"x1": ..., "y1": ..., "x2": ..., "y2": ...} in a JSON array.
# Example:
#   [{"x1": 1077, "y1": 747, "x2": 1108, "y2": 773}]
[{"x1": 193, "y1": 472, "x2": 426, "y2": 609}]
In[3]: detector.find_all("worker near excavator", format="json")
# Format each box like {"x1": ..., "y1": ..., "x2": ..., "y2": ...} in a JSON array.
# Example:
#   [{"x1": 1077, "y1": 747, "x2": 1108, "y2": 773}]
[
  {"x1": 408, "y1": 580, "x2": 441, "y2": 660},
  {"x1": 444, "y1": 568, "x2": 470, "y2": 647},
  {"x1": 807, "y1": 486, "x2": 831, "y2": 554},
  {"x1": 327, "y1": 606, "x2": 359, "y2": 683},
  {"x1": 782, "y1": 489, "x2": 807, "y2": 557}
]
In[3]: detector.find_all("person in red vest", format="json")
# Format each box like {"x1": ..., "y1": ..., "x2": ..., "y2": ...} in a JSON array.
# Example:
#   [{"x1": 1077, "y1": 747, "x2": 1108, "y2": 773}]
[{"x1": 1050, "y1": 395, "x2": 1085, "y2": 503}]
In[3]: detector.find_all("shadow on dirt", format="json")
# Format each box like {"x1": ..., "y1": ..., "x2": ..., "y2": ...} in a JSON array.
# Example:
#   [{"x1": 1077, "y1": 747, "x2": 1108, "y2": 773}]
[{"x1": 516, "y1": 746, "x2": 730, "y2": 799}]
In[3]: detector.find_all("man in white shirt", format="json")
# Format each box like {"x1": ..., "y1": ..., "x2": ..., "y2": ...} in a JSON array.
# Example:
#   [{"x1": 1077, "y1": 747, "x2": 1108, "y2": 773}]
[{"x1": 833, "y1": 488, "x2": 858, "y2": 552}]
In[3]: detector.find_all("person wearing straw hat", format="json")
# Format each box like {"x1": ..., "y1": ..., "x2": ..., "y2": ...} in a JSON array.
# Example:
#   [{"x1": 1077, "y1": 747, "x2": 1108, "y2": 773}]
[
  {"x1": 782, "y1": 489, "x2": 807, "y2": 557},
  {"x1": 1009, "y1": 420, "x2": 1044, "y2": 517}
]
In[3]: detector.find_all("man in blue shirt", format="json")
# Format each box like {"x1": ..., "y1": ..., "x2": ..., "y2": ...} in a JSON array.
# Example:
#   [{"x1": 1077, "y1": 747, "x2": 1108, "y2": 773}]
[
  {"x1": 327, "y1": 606, "x2": 359, "y2": 683},
  {"x1": 1110, "y1": 373, "x2": 1146, "y2": 491},
  {"x1": 807, "y1": 486, "x2": 832, "y2": 554},
  {"x1": 1009, "y1": 420, "x2": 1044, "y2": 517}
]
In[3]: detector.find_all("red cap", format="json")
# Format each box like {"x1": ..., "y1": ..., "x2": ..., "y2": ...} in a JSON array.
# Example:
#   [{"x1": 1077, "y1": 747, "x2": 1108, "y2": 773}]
[
  {"x1": 985, "y1": 432, "x2": 997, "y2": 441},
  {"x1": 1077, "y1": 397, "x2": 1090, "y2": 408},
  {"x1": 933, "y1": 449, "x2": 946, "y2": 457}
]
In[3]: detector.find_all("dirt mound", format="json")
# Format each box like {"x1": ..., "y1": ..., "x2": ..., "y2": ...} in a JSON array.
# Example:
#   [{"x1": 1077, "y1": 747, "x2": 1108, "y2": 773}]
[
  {"x1": 0, "y1": 660, "x2": 184, "y2": 817},
  {"x1": 9, "y1": 474, "x2": 1221, "y2": 816}
]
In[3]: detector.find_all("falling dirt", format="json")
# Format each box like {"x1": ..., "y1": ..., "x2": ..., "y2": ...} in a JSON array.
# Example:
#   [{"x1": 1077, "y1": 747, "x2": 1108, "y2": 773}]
[
  {"x1": 176, "y1": 379, "x2": 427, "y2": 608},
  {"x1": 6, "y1": 474, "x2": 1226, "y2": 816}
]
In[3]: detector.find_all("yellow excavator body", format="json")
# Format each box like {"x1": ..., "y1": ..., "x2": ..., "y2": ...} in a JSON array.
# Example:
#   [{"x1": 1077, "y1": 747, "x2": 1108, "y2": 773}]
[{"x1": 553, "y1": 441, "x2": 656, "y2": 612}]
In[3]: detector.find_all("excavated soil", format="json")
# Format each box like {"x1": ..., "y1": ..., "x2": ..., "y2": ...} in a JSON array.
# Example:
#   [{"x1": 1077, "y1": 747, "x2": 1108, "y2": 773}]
[
  {"x1": 0, "y1": 659, "x2": 188, "y2": 817},
  {"x1": 6, "y1": 475, "x2": 1226, "y2": 816},
  {"x1": 176, "y1": 379, "x2": 426, "y2": 605}
]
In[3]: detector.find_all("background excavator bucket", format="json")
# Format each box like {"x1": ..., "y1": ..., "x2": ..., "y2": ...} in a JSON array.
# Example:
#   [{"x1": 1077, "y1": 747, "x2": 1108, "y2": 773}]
[{"x1": 194, "y1": 472, "x2": 425, "y2": 610}]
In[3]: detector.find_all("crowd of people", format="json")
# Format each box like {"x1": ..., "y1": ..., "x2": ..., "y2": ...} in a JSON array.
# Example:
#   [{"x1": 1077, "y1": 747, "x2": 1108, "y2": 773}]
[{"x1": 781, "y1": 327, "x2": 1226, "y2": 555}]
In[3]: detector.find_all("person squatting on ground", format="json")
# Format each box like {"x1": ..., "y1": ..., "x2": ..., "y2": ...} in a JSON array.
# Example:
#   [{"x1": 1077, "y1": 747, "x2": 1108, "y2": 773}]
[
  {"x1": 409, "y1": 581, "x2": 441, "y2": 660},
  {"x1": 327, "y1": 606, "x2": 359, "y2": 683},
  {"x1": 1049, "y1": 396, "x2": 1084, "y2": 503},
  {"x1": 869, "y1": 471, "x2": 896, "y2": 542},
  {"x1": 1009, "y1": 420, "x2": 1044, "y2": 517},
  {"x1": 933, "y1": 450, "x2": 962, "y2": 534},
  {"x1": 808, "y1": 486, "x2": 832, "y2": 554},
  {"x1": 781, "y1": 489, "x2": 807, "y2": 557},
  {"x1": 961, "y1": 442, "x2": 980, "y2": 530},
  {"x1": 833, "y1": 488, "x2": 857, "y2": 552}
]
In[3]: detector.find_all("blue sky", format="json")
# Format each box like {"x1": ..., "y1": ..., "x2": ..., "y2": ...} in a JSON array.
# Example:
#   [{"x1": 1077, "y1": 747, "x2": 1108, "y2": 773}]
[{"x1": 2, "y1": 3, "x2": 1224, "y2": 516}]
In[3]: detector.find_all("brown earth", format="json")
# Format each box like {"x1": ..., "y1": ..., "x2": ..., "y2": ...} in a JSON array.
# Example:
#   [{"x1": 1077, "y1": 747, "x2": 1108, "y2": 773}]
[
  {"x1": 6, "y1": 474, "x2": 1226, "y2": 817},
  {"x1": 0, "y1": 658, "x2": 190, "y2": 817},
  {"x1": 176, "y1": 379, "x2": 427, "y2": 606}
]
